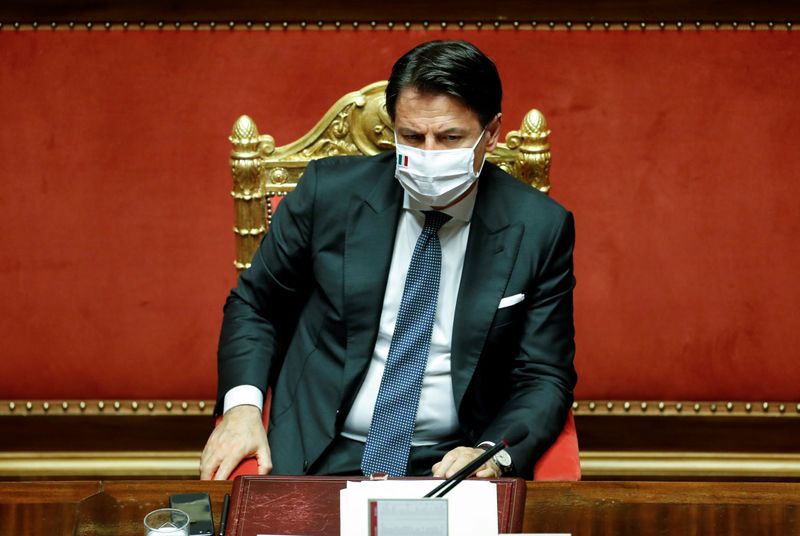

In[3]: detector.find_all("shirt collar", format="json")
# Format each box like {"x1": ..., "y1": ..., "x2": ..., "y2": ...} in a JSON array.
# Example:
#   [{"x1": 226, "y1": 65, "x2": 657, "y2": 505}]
[{"x1": 402, "y1": 183, "x2": 478, "y2": 223}]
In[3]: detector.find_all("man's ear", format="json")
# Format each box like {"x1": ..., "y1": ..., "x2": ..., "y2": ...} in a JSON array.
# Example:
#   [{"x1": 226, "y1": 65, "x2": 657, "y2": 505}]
[{"x1": 485, "y1": 113, "x2": 502, "y2": 152}]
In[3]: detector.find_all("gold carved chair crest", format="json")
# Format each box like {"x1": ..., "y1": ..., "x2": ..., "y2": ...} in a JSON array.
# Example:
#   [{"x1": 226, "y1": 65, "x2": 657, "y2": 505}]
[{"x1": 229, "y1": 81, "x2": 552, "y2": 271}]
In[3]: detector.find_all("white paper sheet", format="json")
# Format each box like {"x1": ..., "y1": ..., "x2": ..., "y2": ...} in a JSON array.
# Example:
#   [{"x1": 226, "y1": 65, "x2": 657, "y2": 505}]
[{"x1": 340, "y1": 480, "x2": 498, "y2": 536}]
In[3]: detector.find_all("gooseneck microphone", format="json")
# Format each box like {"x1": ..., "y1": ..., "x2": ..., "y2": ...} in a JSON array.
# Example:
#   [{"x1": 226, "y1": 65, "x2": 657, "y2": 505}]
[{"x1": 424, "y1": 424, "x2": 526, "y2": 498}]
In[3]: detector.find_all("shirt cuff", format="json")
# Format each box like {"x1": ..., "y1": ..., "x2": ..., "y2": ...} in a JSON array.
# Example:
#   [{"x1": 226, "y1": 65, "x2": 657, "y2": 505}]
[{"x1": 223, "y1": 385, "x2": 264, "y2": 414}]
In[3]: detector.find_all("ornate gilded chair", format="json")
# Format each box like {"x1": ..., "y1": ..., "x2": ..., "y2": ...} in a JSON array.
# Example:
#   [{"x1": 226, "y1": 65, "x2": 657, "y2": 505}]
[
  {"x1": 228, "y1": 81, "x2": 552, "y2": 272},
  {"x1": 226, "y1": 81, "x2": 579, "y2": 480}
]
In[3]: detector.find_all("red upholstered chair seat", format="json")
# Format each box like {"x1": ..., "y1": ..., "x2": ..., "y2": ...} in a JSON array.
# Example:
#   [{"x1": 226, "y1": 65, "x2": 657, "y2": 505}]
[{"x1": 221, "y1": 407, "x2": 580, "y2": 481}]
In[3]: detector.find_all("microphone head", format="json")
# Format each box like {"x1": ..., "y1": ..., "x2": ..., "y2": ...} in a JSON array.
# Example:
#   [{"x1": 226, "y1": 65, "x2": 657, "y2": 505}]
[{"x1": 502, "y1": 423, "x2": 527, "y2": 447}]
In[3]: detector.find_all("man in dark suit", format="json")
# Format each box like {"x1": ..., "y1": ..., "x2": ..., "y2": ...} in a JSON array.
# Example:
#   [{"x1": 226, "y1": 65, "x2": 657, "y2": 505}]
[{"x1": 201, "y1": 40, "x2": 576, "y2": 481}]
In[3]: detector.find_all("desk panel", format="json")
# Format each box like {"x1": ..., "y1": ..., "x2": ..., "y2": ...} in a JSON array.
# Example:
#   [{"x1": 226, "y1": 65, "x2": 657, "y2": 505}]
[
  {"x1": 0, "y1": 481, "x2": 100, "y2": 536},
  {"x1": 524, "y1": 481, "x2": 800, "y2": 534},
  {"x1": 1, "y1": 480, "x2": 799, "y2": 534}
]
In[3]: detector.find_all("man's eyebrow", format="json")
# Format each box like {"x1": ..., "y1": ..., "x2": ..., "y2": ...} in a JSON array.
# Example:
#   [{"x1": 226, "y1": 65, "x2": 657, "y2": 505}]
[
  {"x1": 397, "y1": 127, "x2": 469, "y2": 135},
  {"x1": 437, "y1": 127, "x2": 469, "y2": 135}
]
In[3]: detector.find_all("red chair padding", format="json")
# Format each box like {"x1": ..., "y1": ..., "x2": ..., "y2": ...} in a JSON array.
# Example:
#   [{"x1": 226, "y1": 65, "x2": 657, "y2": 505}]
[
  {"x1": 531, "y1": 410, "x2": 580, "y2": 481},
  {"x1": 229, "y1": 456, "x2": 261, "y2": 480},
  {"x1": 219, "y1": 405, "x2": 580, "y2": 481}
]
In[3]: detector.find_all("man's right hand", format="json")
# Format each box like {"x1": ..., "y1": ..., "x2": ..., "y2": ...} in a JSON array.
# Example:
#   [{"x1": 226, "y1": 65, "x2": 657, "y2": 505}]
[{"x1": 200, "y1": 404, "x2": 272, "y2": 480}]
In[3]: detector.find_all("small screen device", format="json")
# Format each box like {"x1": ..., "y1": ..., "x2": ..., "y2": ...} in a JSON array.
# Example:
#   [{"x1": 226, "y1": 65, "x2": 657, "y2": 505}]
[{"x1": 169, "y1": 492, "x2": 214, "y2": 536}]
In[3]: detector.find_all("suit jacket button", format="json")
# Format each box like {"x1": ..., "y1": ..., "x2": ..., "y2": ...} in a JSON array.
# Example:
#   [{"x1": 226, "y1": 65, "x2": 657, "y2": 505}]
[{"x1": 303, "y1": 459, "x2": 309, "y2": 472}]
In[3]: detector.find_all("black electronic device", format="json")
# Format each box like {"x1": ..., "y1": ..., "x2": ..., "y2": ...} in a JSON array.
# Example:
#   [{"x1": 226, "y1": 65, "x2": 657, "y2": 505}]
[{"x1": 169, "y1": 492, "x2": 214, "y2": 536}]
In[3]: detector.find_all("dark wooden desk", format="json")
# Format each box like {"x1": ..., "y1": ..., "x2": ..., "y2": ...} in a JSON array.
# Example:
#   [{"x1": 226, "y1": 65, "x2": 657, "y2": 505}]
[
  {"x1": 0, "y1": 480, "x2": 232, "y2": 536},
  {"x1": 1, "y1": 480, "x2": 799, "y2": 535},
  {"x1": 524, "y1": 482, "x2": 800, "y2": 534}
]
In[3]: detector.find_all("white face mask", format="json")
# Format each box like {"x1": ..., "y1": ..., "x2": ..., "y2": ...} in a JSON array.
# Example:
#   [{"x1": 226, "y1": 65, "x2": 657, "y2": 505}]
[{"x1": 394, "y1": 130, "x2": 486, "y2": 207}]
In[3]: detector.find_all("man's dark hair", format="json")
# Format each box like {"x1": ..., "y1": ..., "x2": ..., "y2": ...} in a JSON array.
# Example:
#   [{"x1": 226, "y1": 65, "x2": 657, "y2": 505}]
[{"x1": 386, "y1": 40, "x2": 502, "y2": 128}]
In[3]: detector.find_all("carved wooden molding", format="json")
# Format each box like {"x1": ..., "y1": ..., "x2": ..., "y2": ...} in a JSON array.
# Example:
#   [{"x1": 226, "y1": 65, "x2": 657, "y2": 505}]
[
  {"x1": 4, "y1": 399, "x2": 798, "y2": 417},
  {"x1": 0, "y1": 451, "x2": 199, "y2": 478},
  {"x1": 0, "y1": 399, "x2": 212, "y2": 416},
  {"x1": 573, "y1": 400, "x2": 800, "y2": 418},
  {"x1": 3, "y1": 450, "x2": 800, "y2": 480},
  {"x1": 2, "y1": 399, "x2": 799, "y2": 479},
  {"x1": 2, "y1": 22, "x2": 797, "y2": 31},
  {"x1": 581, "y1": 452, "x2": 800, "y2": 480},
  {"x1": 2, "y1": 0, "x2": 798, "y2": 27}
]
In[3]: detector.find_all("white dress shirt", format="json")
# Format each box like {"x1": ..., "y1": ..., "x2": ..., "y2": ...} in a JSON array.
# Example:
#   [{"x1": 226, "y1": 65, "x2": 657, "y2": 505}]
[
  {"x1": 341, "y1": 188, "x2": 476, "y2": 445},
  {"x1": 225, "y1": 187, "x2": 477, "y2": 448}
]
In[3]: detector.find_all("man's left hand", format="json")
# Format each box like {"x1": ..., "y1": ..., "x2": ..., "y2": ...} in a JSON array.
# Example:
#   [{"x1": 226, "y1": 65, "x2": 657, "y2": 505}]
[{"x1": 432, "y1": 446, "x2": 500, "y2": 478}]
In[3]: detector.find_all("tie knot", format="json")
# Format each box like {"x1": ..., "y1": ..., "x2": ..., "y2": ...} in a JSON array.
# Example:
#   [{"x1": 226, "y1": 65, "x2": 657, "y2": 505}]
[{"x1": 422, "y1": 210, "x2": 451, "y2": 234}]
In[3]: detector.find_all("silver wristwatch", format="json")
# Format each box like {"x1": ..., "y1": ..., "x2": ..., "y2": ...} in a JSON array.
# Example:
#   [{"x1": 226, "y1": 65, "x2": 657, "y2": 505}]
[
  {"x1": 492, "y1": 449, "x2": 514, "y2": 475},
  {"x1": 479, "y1": 442, "x2": 515, "y2": 475}
]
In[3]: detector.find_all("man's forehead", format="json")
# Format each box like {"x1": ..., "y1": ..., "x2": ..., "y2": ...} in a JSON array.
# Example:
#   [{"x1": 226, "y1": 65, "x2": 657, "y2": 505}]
[{"x1": 394, "y1": 88, "x2": 481, "y2": 130}]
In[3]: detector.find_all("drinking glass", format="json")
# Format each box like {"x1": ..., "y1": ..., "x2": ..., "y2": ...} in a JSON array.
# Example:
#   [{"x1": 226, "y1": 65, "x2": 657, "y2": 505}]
[{"x1": 143, "y1": 508, "x2": 190, "y2": 536}]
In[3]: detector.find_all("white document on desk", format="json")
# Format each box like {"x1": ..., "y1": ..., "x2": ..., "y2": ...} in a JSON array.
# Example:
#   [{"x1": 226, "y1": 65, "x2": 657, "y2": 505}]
[{"x1": 340, "y1": 480, "x2": 498, "y2": 536}]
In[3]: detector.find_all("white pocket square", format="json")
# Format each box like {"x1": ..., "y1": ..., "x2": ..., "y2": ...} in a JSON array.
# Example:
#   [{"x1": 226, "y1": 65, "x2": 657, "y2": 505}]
[{"x1": 498, "y1": 293, "x2": 525, "y2": 309}]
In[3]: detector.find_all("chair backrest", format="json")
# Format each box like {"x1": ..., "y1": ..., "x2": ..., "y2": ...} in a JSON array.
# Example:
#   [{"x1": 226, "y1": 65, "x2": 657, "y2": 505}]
[{"x1": 228, "y1": 80, "x2": 553, "y2": 271}]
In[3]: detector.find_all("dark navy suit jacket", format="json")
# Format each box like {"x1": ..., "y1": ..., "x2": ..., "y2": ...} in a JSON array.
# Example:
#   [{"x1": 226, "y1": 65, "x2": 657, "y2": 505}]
[{"x1": 216, "y1": 151, "x2": 577, "y2": 479}]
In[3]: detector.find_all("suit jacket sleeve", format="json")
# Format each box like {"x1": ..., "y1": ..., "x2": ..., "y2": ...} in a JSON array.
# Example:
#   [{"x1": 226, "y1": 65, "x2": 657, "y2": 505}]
[
  {"x1": 478, "y1": 210, "x2": 577, "y2": 479},
  {"x1": 214, "y1": 160, "x2": 319, "y2": 414}
]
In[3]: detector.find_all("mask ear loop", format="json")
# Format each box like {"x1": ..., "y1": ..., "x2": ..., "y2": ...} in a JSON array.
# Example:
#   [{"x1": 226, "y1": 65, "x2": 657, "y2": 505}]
[
  {"x1": 471, "y1": 129, "x2": 487, "y2": 150},
  {"x1": 470, "y1": 127, "x2": 490, "y2": 178},
  {"x1": 471, "y1": 113, "x2": 502, "y2": 176}
]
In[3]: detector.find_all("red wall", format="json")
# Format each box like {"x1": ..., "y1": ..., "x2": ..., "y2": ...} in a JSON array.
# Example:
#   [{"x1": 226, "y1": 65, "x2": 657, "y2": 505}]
[{"x1": 1, "y1": 28, "x2": 799, "y2": 401}]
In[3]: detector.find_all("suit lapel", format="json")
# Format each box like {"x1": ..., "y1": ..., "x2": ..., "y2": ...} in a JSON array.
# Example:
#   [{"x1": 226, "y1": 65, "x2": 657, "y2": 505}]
[
  {"x1": 341, "y1": 164, "x2": 403, "y2": 406},
  {"x1": 451, "y1": 169, "x2": 523, "y2": 410}
]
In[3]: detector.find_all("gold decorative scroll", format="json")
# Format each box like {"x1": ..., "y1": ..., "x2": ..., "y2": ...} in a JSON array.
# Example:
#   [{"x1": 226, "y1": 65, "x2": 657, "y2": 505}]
[{"x1": 229, "y1": 81, "x2": 552, "y2": 272}]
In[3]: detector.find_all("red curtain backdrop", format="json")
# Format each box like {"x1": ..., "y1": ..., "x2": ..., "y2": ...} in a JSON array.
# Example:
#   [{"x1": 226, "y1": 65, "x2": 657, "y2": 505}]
[{"x1": 1, "y1": 28, "x2": 799, "y2": 401}]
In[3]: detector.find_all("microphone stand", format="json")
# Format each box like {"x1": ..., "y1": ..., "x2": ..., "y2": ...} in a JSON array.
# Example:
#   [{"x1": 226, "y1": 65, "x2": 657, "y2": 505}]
[{"x1": 423, "y1": 440, "x2": 508, "y2": 498}]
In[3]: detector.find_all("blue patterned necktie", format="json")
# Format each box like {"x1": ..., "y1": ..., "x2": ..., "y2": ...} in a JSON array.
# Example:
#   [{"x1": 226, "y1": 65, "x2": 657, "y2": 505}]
[{"x1": 361, "y1": 210, "x2": 452, "y2": 477}]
